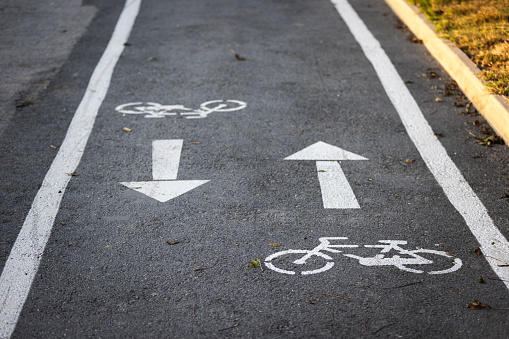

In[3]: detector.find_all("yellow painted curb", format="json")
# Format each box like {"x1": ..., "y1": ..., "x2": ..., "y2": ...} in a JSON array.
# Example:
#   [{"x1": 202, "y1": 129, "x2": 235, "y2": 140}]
[{"x1": 385, "y1": 0, "x2": 509, "y2": 146}]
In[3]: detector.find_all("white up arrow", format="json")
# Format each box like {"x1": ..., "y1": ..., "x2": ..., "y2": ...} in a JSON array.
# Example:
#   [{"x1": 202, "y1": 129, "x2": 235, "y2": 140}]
[
  {"x1": 120, "y1": 140, "x2": 209, "y2": 202},
  {"x1": 285, "y1": 141, "x2": 368, "y2": 209}
]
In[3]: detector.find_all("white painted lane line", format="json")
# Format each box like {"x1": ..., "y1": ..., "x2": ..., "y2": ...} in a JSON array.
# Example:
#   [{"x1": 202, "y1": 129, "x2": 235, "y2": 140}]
[
  {"x1": 152, "y1": 140, "x2": 183, "y2": 180},
  {"x1": 330, "y1": 0, "x2": 509, "y2": 289},
  {"x1": 0, "y1": 1, "x2": 142, "y2": 337},
  {"x1": 316, "y1": 161, "x2": 360, "y2": 209},
  {"x1": 285, "y1": 141, "x2": 367, "y2": 209}
]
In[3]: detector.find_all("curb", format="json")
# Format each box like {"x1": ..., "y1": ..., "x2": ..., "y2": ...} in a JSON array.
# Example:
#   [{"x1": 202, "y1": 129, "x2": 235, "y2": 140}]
[{"x1": 385, "y1": 0, "x2": 509, "y2": 146}]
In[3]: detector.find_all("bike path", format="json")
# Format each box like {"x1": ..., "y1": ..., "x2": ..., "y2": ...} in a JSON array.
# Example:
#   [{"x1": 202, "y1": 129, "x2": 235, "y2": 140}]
[{"x1": 1, "y1": 0, "x2": 509, "y2": 337}]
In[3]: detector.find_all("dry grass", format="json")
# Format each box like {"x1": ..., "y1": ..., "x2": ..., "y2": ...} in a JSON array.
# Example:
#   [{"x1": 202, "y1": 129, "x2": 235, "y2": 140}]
[{"x1": 408, "y1": 0, "x2": 509, "y2": 97}]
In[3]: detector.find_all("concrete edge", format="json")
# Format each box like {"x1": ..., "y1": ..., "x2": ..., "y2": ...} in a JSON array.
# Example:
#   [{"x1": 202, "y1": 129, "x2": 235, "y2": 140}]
[{"x1": 385, "y1": 0, "x2": 509, "y2": 146}]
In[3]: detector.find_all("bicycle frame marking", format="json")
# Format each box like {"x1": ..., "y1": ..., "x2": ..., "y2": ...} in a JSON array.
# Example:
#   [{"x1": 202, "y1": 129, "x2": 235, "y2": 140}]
[
  {"x1": 115, "y1": 100, "x2": 246, "y2": 119},
  {"x1": 264, "y1": 237, "x2": 462, "y2": 275}
]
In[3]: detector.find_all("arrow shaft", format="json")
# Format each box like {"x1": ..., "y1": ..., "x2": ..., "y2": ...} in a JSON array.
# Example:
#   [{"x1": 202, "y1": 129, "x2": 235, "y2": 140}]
[
  {"x1": 152, "y1": 139, "x2": 183, "y2": 180},
  {"x1": 316, "y1": 161, "x2": 360, "y2": 209}
]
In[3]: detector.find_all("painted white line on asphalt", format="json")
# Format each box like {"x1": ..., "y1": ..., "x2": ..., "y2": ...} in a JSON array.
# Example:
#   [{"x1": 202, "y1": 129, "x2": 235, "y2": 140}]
[
  {"x1": 316, "y1": 161, "x2": 360, "y2": 209},
  {"x1": 0, "y1": 1, "x2": 142, "y2": 337},
  {"x1": 152, "y1": 139, "x2": 183, "y2": 180},
  {"x1": 330, "y1": 0, "x2": 509, "y2": 289}
]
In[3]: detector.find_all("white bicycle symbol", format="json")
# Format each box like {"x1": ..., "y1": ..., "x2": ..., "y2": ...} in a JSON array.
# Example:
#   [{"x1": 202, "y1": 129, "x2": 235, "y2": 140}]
[
  {"x1": 115, "y1": 99, "x2": 246, "y2": 119},
  {"x1": 264, "y1": 237, "x2": 462, "y2": 275}
]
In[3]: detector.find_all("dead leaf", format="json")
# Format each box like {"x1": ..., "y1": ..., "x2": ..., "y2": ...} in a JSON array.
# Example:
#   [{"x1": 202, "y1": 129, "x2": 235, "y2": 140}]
[
  {"x1": 67, "y1": 172, "x2": 79, "y2": 176},
  {"x1": 318, "y1": 170, "x2": 326, "y2": 172},
  {"x1": 123, "y1": 42, "x2": 131, "y2": 46},
  {"x1": 166, "y1": 241, "x2": 180, "y2": 245},
  {"x1": 269, "y1": 243, "x2": 282, "y2": 247},
  {"x1": 59, "y1": 222, "x2": 66, "y2": 226},
  {"x1": 435, "y1": 97, "x2": 444, "y2": 102},
  {"x1": 478, "y1": 276, "x2": 485, "y2": 283},
  {"x1": 122, "y1": 127, "x2": 132, "y2": 132},
  {"x1": 146, "y1": 56, "x2": 157, "y2": 62},
  {"x1": 50, "y1": 145, "x2": 58, "y2": 149},
  {"x1": 499, "y1": 193, "x2": 509, "y2": 199},
  {"x1": 305, "y1": 300, "x2": 315, "y2": 304},
  {"x1": 405, "y1": 159, "x2": 415, "y2": 163},
  {"x1": 473, "y1": 247, "x2": 483, "y2": 255},
  {"x1": 467, "y1": 300, "x2": 490, "y2": 310},
  {"x1": 249, "y1": 258, "x2": 263, "y2": 271},
  {"x1": 230, "y1": 49, "x2": 246, "y2": 61},
  {"x1": 194, "y1": 267, "x2": 207, "y2": 271}
]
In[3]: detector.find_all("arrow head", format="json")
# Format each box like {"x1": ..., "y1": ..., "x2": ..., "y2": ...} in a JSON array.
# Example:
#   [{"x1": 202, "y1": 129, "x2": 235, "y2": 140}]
[
  {"x1": 120, "y1": 180, "x2": 209, "y2": 202},
  {"x1": 285, "y1": 141, "x2": 367, "y2": 161}
]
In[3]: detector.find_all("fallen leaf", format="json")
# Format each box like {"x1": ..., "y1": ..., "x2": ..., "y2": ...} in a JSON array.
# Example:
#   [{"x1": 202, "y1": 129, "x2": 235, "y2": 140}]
[
  {"x1": 434, "y1": 133, "x2": 444, "y2": 138},
  {"x1": 146, "y1": 56, "x2": 157, "y2": 62},
  {"x1": 59, "y1": 222, "x2": 66, "y2": 226},
  {"x1": 194, "y1": 267, "x2": 207, "y2": 271},
  {"x1": 50, "y1": 145, "x2": 58, "y2": 149},
  {"x1": 318, "y1": 170, "x2": 326, "y2": 172},
  {"x1": 122, "y1": 127, "x2": 132, "y2": 132},
  {"x1": 478, "y1": 276, "x2": 485, "y2": 283},
  {"x1": 467, "y1": 300, "x2": 490, "y2": 310},
  {"x1": 429, "y1": 71, "x2": 439, "y2": 78},
  {"x1": 166, "y1": 241, "x2": 180, "y2": 245},
  {"x1": 405, "y1": 159, "x2": 415, "y2": 163},
  {"x1": 123, "y1": 42, "x2": 131, "y2": 46},
  {"x1": 305, "y1": 300, "x2": 315, "y2": 304},
  {"x1": 191, "y1": 142, "x2": 202, "y2": 144},
  {"x1": 499, "y1": 193, "x2": 509, "y2": 199},
  {"x1": 435, "y1": 97, "x2": 444, "y2": 102},
  {"x1": 230, "y1": 49, "x2": 246, "y2": 61},
  {"x1": 269, "y1": 243, "x2": 282, "y2": 247},
  {"x1": 248, "y1": 258, "x2": 263, "y2": 271},
  {"x1": 473, "y1": 247, "x2": 483, "y2": 255},
  {"x1": 67, "y1": 172, "x2": 79, "y2": 176}
]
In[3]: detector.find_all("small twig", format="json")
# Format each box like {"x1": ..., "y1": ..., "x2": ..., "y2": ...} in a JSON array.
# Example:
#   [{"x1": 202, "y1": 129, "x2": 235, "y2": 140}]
[
  {"x1": 218, "y1": 323, "x2": 239, "y2": 332},
  {"x1": 364, "y1": 319, "x2": 369, "y2": 331},
  {"x1": 193, "y1": 304, "x2": 197, "y2": 318},
  {"x1": 483, "y1": 255, "x2": 509, "y2": 265},
  {"x1": 293, "y1": 125, "x2": 301, "y2": 135},
  {"x1": 371, "y1": 323, "x2": 395, "y2": 335},
  {"x1": 321, "y1": 290, "x2": 351, "y2": 302},
  {"x1": 442, "y1": 286, "x2": 462, "y2": 294},
  {"x1": 382, "y1": 281, "x2": 422, "y2": 289},
  {"x1": 67, "y1": 291, "x2": 73, "y2": 303}
]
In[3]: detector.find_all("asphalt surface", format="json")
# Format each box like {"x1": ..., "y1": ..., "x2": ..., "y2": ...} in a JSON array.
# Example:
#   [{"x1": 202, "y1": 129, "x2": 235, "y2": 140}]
[{"x1": 1, "y1": 0, "x2": 508, "y2": 338}]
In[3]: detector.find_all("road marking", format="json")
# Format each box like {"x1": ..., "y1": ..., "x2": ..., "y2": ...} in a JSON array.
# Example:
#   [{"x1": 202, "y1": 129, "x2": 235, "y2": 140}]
[
  {"x1": 0, "y1": 0, "x2": 142, "y2": 337},
  {"x1": 115, "y1": 99, "x2": 247, "y2": 119},
  {"x1": 121, "y1": 139, "x2": 208, "y2": 202},
  {"x1": 265, "y1": 237, "x2": 462, "y2": 275},
  {"x1": 330, "y1": 0, "x2": 509, "y2": 289},
  {"x1": 152, "y1": 140, "x2": 183, "y2": 180},
  {"x1": 285, "y1": 141, "x2": 367, "y2": 209}
]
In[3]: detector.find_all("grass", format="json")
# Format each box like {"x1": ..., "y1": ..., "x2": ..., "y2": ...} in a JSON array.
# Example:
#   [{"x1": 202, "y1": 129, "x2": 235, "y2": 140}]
[{"x1": 408, "y1": 0, "x2": 509, "y2": 97}]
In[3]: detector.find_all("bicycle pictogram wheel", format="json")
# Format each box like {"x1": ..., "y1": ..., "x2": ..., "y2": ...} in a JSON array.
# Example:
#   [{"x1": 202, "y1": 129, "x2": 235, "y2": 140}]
[
  {"x1": 199, "y1": 100, "x2": 246, "y2": 112},
  {"x1": 264, "y1": 249, "x2": 335, "y2": 275},
  {"x1": 403, "y1": 249, "x2": 463, "y2": 274}
]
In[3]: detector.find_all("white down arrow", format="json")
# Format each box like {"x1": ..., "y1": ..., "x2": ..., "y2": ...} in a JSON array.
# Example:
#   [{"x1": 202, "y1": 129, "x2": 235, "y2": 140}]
[{"x1": 121, "y1": 140, "x2": 208, "y2": 202}]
